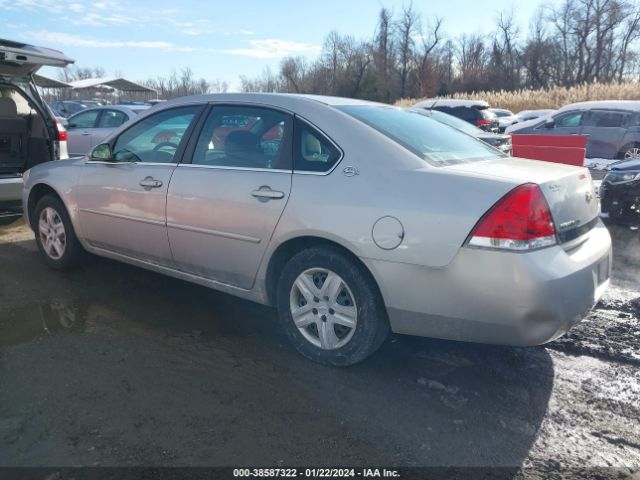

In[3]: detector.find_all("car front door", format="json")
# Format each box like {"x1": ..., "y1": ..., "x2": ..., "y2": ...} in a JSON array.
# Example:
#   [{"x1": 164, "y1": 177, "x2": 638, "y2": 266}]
[
  {"x1": 66, "y1": 109, "x2": 100, "y2": 156},
  {"x1": 75, "y1": 105, "x2": 203, "y2": 265},
  {"x1": 541, "y1": 110, "x2": 585, "y2": 137},
  {"x1": 581, "y1": 109, "x2": 632, "y2": 158},
  {"x1": 166, "y1": 104, "x2": 293, "y2": 289}
]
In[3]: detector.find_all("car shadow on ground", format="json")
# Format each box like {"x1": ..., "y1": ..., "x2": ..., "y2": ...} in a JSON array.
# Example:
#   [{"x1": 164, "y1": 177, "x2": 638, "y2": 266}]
[{"x1": 0, "y1": 238, "x2": 553, "y2": 467}]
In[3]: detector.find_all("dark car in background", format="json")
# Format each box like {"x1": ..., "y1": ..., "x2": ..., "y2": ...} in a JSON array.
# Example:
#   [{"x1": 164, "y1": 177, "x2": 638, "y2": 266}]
[
  {"x1": 600, "y1": 158, "x2": 640, "y2": 226},
  {"x1": 411, "y1": 108, "x2": 511, "y2": 154},
  {"x1": 413, "y1": 99, "x2": 499, "y2": 132},
  {"x1": 49, "y1": 100, "x2": 88, "y2": 118},
  {"x1": 508, "y1": 101, "x2": 640, "y2": 160}
]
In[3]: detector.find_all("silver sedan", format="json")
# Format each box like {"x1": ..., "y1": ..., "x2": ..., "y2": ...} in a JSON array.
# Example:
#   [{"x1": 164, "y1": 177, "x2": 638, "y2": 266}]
[
  {"x1": 22, "y1": 93, "x2": 612, "y2": 366},
  {"x1": 66, "y1": 105, "x2": 149, "y2": 156}
]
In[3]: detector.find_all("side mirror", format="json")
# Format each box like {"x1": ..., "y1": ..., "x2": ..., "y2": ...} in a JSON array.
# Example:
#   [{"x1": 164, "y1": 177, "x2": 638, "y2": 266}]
[
  {"x1": 67, "y1": 122, "x2": 76, "y2": 129},
  {"x1": 544, "y1": 119, "x2": 555, "y2": 129},
  {"x1": 90, "y1": 143, "x2": 113, "y2": 161}
]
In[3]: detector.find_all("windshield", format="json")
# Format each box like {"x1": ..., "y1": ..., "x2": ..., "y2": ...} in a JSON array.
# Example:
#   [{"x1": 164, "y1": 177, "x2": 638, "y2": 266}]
[
  {"x1": 422, "y1": 109, "x2": 484, "y2": 136},
  {"x1": 493, "y1": 110, "x2": 512, "y2": 117},
  {"x1": 338, "y1": 106, "x2": 505, "y2": 165}
]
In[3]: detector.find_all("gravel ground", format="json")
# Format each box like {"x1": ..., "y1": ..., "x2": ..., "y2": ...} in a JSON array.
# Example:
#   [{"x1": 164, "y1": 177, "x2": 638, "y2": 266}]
[{"x1": 0, "y1": 220, "x2": 638, "y2": 477}]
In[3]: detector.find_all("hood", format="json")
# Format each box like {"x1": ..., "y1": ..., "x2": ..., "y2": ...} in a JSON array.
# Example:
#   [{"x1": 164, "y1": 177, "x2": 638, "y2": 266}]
[{"x1": 609, "y1": 158, "x2": 640, "y2": 172}]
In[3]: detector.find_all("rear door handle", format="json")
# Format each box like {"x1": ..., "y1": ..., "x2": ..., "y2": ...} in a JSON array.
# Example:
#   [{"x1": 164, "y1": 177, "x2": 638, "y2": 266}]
[
  {"x1": 251, "y1": 187, "x2": 285, "y2": 200},
  {"x1": 139, "y1": 177, "x2": 163, "y2": 188},
  {"x1": 81, "y1": 132, "x2": 91, "y2": 136}
]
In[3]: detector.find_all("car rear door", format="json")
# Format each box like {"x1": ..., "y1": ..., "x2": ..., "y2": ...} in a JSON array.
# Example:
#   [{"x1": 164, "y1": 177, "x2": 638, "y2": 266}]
[
  {"x1": 90, "y1": 109, "x2": 131, "y2": 149},
  {"x1": 75, "y1": 105, "x2": 204, "y2": 265},
  {"x1": 166, "y1": 104, "x2": 293, "y2": 289},
  {"x1": 580, "y1": 109, "x2": 632, "y2": 159}
]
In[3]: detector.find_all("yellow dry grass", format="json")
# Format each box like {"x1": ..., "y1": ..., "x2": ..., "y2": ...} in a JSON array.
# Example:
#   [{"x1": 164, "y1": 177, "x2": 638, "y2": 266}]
[{"x1": 395, "y1": 81, "x2": 640, "y2": 113}]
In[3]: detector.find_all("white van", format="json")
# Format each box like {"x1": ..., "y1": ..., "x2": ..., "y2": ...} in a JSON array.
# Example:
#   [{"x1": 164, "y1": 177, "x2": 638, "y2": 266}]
[{"x1": 0, "y1": 38, "x2": 73, "y2": 225}]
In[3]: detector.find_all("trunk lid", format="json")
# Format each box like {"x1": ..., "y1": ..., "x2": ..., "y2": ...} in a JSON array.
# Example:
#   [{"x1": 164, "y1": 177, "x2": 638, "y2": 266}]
[
  {"x1": 0, "y1": 38, "x2": 74, "y2": 77},
  {"x1": 447, "y1": 157, "x2": 600, "y2": 244}
]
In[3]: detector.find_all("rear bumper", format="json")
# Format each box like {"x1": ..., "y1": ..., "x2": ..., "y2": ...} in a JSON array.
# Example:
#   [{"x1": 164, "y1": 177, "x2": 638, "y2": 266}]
[
  {"x1": 0, "y1": 175, "x2": 23, "y2": 203},
  {"x1": 366, "y1": 221, "x2": 612, "y2": 346},
  {"x1": 0, "y1": 176, "x2": 23, "y2": 220}
]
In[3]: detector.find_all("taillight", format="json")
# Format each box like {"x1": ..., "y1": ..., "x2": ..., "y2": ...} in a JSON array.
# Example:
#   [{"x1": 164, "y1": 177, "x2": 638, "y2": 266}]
[
  {"x1": 468, "y1": 183, "x2": 556, "y2": 251},
  {"x1": 55, "y1": 121, "x2": 68, "y2": 142},
  {"x1": 476, "y1": 119, "x2": 492, "y2": 127}
]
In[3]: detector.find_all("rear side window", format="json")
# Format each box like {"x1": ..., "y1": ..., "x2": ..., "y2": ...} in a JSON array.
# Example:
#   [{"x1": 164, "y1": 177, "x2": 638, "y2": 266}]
[
  {"x1": 294, "y1": 119, "x2": 341, "y2": 172},
  {"x1": 69, "y1": 110, "x2": 99, "y2": 129},
  {"x1": 192, "y1": 105, "x2": 292, "y2": 170},
  {"x1": 585, "y1": 110, "x2": 631, "y2": 128},
  {"x1": 97, "y1": 110, "x2": 128, "y2": 128}
]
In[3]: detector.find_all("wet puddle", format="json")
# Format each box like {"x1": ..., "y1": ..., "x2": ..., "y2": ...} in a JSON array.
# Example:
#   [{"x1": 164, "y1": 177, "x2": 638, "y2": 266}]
[{"x1": 0, "y1": 301, "x2": 89, "y2": 347}]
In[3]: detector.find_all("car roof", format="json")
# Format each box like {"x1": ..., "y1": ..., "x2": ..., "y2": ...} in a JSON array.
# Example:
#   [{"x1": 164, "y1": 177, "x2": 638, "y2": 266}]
[
  {"x1": 558, "y1": 100, "x2": 640, "y2": 113},
  {"x1": 413, "y1": 98, "x2": 490, "y2": 109},
  {"x1": 67, "y1": 105, "x2": 146, "y2": 117},
  {"x1": 160, "y1": 92, "x2": 385, "y2": 110}
]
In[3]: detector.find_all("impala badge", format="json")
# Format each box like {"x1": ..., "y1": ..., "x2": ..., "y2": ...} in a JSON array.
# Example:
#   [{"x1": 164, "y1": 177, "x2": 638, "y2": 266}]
[{"x1": 342, "y1": 166, "x2": 359, "y2": 177}]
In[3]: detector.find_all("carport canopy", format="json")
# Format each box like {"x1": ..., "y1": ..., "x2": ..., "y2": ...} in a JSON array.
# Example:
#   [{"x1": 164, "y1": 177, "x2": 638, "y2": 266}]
[
  {"x1": 33, "y1": 74, "x2": 71, "y2": 89},
  {"x1": 68, "y1": 77, "x2": 157, "y2": 93}
]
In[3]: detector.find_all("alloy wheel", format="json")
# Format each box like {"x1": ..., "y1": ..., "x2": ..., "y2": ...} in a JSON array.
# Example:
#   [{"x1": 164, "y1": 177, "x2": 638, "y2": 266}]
[
  {"x1": 289, "y1": 268, "x2": 358, "y2": 350},
  {"x1": 624, "y1": 147, "x2": 640, "y2": 160},
  {"x1": 38, "y1": 207, "x2": 66, "y2": 260}
]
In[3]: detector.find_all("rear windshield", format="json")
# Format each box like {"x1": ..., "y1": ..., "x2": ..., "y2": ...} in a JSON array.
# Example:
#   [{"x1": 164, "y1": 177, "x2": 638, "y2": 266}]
[
  {"x1": 338, "y1": 106, "x2": 505, "y2": 166},
  {"x1": 421, "y1": 109, "x2": 484, "y2": 136}
]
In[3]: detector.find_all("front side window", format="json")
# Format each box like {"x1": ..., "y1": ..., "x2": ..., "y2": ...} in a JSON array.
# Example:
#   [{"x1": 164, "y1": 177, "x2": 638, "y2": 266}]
[
  {"x1": 294, "y1": 119, "x2": 341, "y2": 172},
  {"x1": 585, "y1": 110, "x2": 631, "y2": 128},
  {"x1": 97, "y1": 110, "x2": 128, "y2": 128},
  {"x1": 192, "y1": 106, "x2": 292, "y2": 170},
  {"x1": 69, "y1": 110, "x2": 99, "y2": 129},
  {"x1": 111, "y1": 106, "x2": 201, "y2": 163},
  {"x1": 338, "y1": 106, "x2": 504, "y2": 166},
  {"x1": 554, "y1": 111, "x2": 583, "y2": 128}
]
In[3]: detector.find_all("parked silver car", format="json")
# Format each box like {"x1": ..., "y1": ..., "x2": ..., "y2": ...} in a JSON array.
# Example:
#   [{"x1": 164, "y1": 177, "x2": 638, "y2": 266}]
[
  {"x1": 22, "y1": 94, "x2": 612, "y2": 365},
  {"x1": 66, "y1": 105, "x2": 149, "y2": 156}
]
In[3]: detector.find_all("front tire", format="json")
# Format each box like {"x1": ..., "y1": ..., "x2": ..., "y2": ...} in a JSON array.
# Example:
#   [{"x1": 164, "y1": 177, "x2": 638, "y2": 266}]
[
  {"x1": 33, "y1": 195, "x2": 85, "y2": 269},
  {"x1": 618, "y1": 143, "x2": 640, "y2": 160},
  {"x1": 276, "y1": 246, "x2": 389, "y2": 366}
]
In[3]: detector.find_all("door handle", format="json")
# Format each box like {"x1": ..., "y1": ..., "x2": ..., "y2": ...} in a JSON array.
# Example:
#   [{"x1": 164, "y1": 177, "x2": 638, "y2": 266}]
[
  {"x1": 251, "y1": 187, "x2": 285, "y2": 200},
  {"x1": 139, "y1": 177, "x2": 163, "y2": 188},
  {"x1": 81, "y1": 132, "x2": 91, "y2": 136}
]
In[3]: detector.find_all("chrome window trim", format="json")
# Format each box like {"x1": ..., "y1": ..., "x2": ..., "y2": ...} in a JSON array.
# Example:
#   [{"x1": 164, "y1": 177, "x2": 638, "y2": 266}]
[
  {"x1": 84, "y1": 160, "x2": 179, "y2": 167},
  {"x1": 176, "y1": 164, "x2": 291, "y2": 174}
]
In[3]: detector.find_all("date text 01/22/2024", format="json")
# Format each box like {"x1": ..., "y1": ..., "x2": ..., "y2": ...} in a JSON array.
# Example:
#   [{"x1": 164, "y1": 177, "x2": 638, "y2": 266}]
[{"x1": 232, "y1": 468, "x2": 401, "y2": 478}]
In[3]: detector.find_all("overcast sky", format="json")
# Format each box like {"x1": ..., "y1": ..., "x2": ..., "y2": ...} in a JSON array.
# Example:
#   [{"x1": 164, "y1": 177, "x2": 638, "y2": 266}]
[{"x1": 2, "y1": 0, "x2": 548, "y2": 90}]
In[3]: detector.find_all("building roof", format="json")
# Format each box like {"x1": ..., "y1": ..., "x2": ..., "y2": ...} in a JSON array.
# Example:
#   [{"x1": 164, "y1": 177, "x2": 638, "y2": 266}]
[
  {"x1": 68, "y1": 77, "x2": 157, "y2": 93},
  {"x1": 33, "y1": 74, "x2": 71, "y2": 89}
]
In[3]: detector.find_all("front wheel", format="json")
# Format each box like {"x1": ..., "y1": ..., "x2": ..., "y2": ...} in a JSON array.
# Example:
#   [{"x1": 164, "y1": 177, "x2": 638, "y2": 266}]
[
  {"x1": 276, "y1": 246, "x2": 389, "y2": 366},
  {"x1": 33, "y1": 195, "x2": 85, "y2": 269},
  {"x1": 619, "y1": 144, "x2": 640, "y2": 160}
]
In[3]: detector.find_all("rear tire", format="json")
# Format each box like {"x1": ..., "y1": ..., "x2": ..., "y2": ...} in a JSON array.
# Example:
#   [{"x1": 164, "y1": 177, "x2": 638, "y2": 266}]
[
  {"x1": 276, "y1": 246, "x2": 389, "y2": 366},
  {"x1": 33, "y1": 195, "x2": 85, "y2": 270}
]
